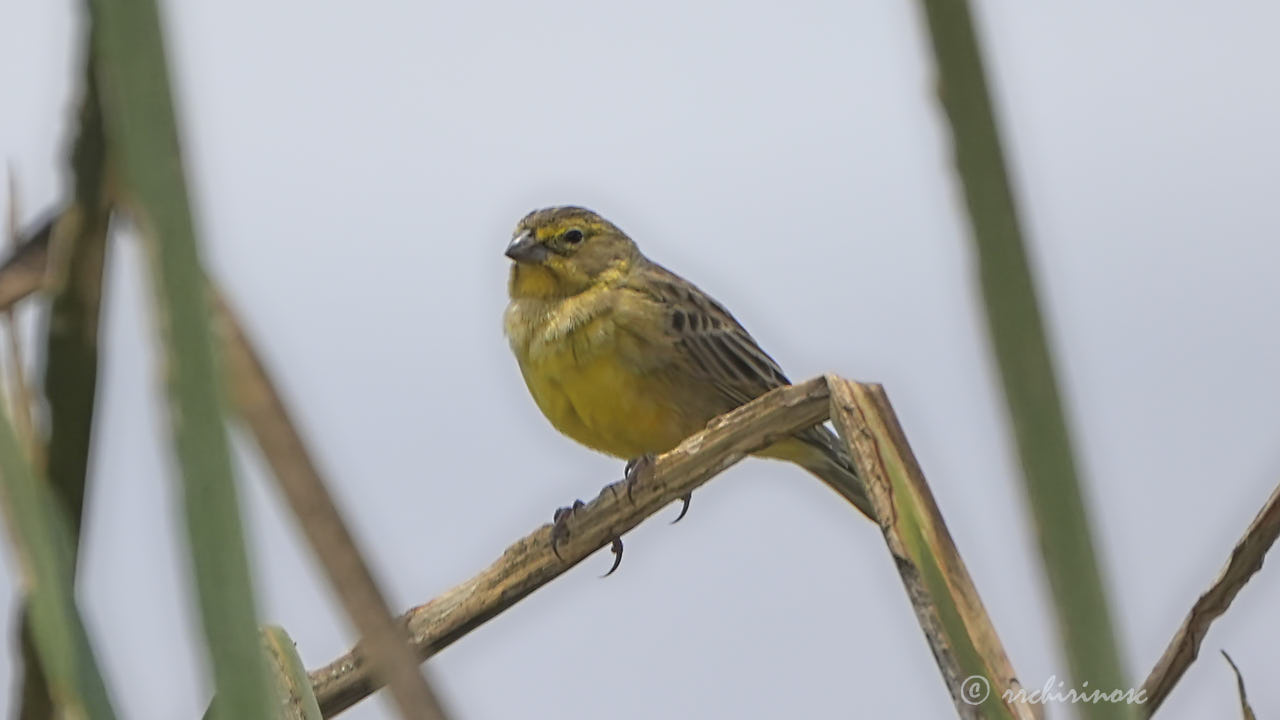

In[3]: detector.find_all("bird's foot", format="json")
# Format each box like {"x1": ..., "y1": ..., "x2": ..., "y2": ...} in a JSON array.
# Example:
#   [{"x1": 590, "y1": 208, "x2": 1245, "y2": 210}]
[
  {"x1": 622, "y1": 453, "x2": 657, "y2": 504},
  {"x1": 550, "y1": 499, "x2": 585, "y2": 562},
  {"x1": 621, "y1": 453, "x2": 691, "y2": 523},
  {"x1": 550, "y1": 499, "x2": 627, "y2": 577}
]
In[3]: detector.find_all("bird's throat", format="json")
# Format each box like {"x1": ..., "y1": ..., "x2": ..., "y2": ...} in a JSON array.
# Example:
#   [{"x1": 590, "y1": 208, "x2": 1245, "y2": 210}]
[{"x1": 508, "y1": 263, "x2": 575, "y2": 300}]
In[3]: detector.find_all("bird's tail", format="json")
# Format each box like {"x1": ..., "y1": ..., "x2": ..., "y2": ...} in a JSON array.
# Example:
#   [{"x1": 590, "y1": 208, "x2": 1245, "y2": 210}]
[{"x1": 758, "y1": 430, "x2": 876, "y2": 521}]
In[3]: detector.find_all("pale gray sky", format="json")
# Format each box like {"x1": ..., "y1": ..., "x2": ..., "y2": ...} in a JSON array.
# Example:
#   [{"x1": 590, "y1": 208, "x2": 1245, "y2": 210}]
[{"x1": 2, "y1": 1, "x2": 1278, "y2": 718}]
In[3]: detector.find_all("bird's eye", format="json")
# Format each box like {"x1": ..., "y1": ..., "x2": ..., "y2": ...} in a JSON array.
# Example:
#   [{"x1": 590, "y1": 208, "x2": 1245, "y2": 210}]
[{"x1": 562, "y1": 229, "x2": 584, "y2": 244}]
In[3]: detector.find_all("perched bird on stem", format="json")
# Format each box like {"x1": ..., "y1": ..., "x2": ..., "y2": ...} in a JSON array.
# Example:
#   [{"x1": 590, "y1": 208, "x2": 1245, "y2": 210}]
[{"x1": 503, "y1": 206, "x2": 873, "y2": 569}]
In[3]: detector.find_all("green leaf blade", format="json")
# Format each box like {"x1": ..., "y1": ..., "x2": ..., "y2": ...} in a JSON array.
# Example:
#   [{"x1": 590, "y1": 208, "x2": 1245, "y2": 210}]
[{"x1": 86, "y1": 0, "x2": 274, "y2": 716}]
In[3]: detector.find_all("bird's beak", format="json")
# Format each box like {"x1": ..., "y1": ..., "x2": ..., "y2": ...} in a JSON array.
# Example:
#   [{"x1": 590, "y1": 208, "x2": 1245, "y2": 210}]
[{"x1": 504, "y1": 230, "x2": 547, "y2": 263}]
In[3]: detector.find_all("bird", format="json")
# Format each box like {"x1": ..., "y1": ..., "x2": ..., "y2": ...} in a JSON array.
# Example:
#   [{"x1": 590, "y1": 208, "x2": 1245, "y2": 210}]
[{"x1": 503, "y1": 206, "x2": 873, "y2": 567}]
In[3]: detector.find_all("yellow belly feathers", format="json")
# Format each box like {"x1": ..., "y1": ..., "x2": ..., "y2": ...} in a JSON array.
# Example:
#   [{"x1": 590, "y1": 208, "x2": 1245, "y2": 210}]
[{"x1": 505, "y1": 289, "x2": 695, "y2": 460}]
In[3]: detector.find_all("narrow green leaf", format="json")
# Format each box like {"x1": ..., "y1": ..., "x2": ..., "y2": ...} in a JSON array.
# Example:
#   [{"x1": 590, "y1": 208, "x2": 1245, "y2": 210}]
[
  {"x1": 17, "y1": 41, "x2": 112, "y2": 719},
  {"x1": 85, "y1": 0, "x2": 273, "y2": 717},
  {"x1": 43, "y1": 50, "x2": 110, "y2": 546},
  {"x1": 0, "y1": 393, "x2": 116, "y2": 718},
  {"x1": 915, "y1": 0, "x2": 1129, "y2": 714},
  {"x1": 262, "y1": 627, "x2": 324, "y2": 720}
]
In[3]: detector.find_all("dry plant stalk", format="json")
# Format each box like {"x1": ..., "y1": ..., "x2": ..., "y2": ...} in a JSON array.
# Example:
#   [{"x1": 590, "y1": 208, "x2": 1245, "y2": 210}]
[
  {"x1": 827, "y1": 378, "x2": 1039, "y2": 720},
  {"x1": 1140, "y1": 482, "x2": 1280, "y2": 715},
  {"x1": 214, "y1": 289, "x2": 450, "y2": 720},
  {"x1": 308, "y1": 378, "x2": 834, "y2": 715},
  {"x1": 0, "y1": 220, "x2": 49, "y2": 313},
  {"x1": 1218, "y1": 651, "x2": 1256, "y2": 720},
  {"x1": 309, "y1": 377, "x2": 1035, "y2": 720}
]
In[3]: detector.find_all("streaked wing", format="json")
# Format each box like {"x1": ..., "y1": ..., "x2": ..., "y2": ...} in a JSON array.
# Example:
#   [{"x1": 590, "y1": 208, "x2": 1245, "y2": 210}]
[
  {"x1": 621, "y1": 259, "x2": 863, "y2": 502},
  {"x1": 629, "y1": 261, "x2": 791, "y2": 408}
]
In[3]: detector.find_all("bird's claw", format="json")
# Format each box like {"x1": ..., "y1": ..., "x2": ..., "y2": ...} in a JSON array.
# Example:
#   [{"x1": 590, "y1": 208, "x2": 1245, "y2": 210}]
[
  {"x1": 623, "y1": 453, "x2": 656, "y2": 504},
  {"x1": 602, "y1": 537, "x2": 624, "y2": 578},
  {"x1": 670, "y1": 493, "x2": 692, "y2": 524},
  {"x1": 550, "y1": 499, "x2": 585, "y2": 562},
  {"x1": 550, "y1": 500, "x2": 627, "y2": 577}
]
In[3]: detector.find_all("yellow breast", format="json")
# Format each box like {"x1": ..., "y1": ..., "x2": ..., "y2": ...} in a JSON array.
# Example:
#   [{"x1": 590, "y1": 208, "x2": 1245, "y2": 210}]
[{"x1": 504, "y1": 291, "x2": 695, "y2": 459}]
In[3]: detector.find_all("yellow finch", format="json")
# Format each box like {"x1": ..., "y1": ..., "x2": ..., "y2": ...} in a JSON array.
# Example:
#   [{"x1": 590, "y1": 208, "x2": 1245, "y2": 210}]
[{"x1": 503, "y1": 206, "x2": 873, "y2": 521}]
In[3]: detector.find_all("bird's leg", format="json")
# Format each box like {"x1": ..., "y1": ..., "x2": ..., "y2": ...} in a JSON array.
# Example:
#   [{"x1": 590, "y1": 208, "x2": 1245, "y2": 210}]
[
  {"x1": 550, "y1": 499, "x2": 627, "y2": 577},
  {"x1": 549, "y1": 499, "x2": 585, "y2": 562}
]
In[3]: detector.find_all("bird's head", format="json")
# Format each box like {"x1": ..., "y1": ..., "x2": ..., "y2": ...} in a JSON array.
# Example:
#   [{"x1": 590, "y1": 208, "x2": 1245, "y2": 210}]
[{"x1": 506, "y1": 206, "x2": 640, "y2": 299}]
